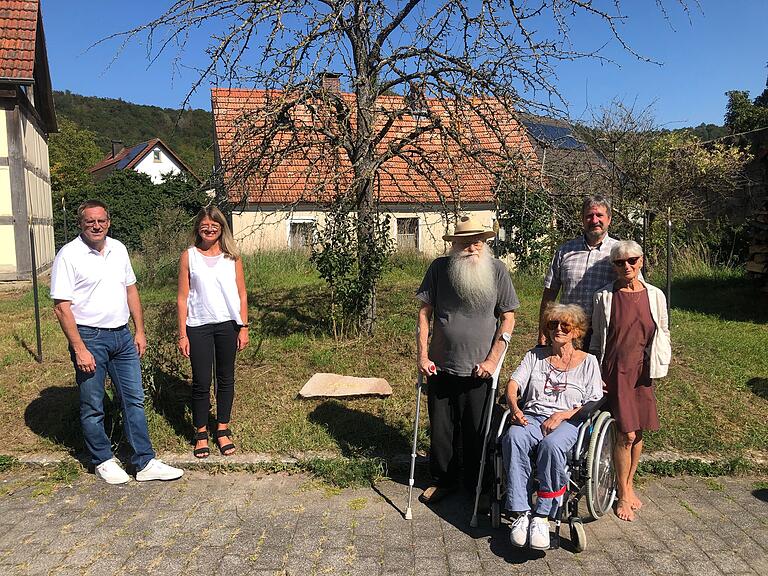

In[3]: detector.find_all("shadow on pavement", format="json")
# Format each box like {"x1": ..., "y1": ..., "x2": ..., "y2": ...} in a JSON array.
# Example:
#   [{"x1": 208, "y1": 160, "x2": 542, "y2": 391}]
[{"x1": 753, "y1": 487, "x2": 768, "y2": 503}]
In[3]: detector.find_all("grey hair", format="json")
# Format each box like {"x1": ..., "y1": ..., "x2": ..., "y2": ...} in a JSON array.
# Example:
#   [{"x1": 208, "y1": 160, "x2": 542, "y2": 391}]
[
  {"x1": 582, "y1": 194, "x2": 612, "y2": 218},
  {"x1": 610, "y1": 240, "x2": 643, "y2": 260}
]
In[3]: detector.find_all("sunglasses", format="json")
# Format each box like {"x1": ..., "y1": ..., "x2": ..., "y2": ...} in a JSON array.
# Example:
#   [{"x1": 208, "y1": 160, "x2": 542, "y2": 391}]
[
  {"x1": 546, "y1": 320, "x2": 573, "y2": 333},
  {"x1": 613, "y1": 256, "x2": 641, "y2": 267}
]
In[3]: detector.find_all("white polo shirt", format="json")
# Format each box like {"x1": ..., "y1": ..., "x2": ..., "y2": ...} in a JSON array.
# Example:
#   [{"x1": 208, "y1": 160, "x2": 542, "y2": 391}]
[{"x1": 50, "y1": 235, "x2": 136, "y2": 328}]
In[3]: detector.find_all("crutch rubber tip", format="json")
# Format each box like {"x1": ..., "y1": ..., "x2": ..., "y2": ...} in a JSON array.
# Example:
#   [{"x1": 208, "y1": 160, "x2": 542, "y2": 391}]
[
  {"x1": 469, "y1": 515, "x2": 478, "y2": 528},
  {"x1": 405, "y1": 508, "x2": 413, "y2": 520}
]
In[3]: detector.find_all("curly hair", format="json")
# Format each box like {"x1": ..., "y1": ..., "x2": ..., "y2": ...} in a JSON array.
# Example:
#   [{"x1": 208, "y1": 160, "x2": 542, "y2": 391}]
[{"x1": 542, "y1": 302, "x2": 589, "y2": 350}]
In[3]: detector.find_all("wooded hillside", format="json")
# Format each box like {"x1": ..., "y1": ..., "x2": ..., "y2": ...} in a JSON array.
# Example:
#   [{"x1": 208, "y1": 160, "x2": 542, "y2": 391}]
[{"x1": 53, "y1": 90, "x2": 214, "y2": 178}]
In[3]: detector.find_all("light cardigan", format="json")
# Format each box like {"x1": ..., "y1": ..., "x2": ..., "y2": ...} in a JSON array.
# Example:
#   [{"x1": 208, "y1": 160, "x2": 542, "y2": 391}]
[{"x1": 589, "y1": 279, "x2": 672, "y2": 379}]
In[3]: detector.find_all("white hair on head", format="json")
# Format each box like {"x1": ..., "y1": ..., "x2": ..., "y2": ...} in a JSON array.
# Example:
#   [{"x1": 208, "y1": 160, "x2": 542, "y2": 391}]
[
  {"x1": 610, "y1": 240, "x2": 643, "y2": 260},
  {"x1": 447, "y1": 242, "x2": 495, "y2": 308}
]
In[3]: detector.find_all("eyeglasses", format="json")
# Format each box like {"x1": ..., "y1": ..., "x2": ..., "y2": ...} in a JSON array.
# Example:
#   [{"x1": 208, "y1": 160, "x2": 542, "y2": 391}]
[
  {"x1": 83, "y1": 219, "x2": 109, "y2": 227},
  {"x1": 613, "y1": 256, "x2": 641, "y2": 267},
  {"x1": 199, "y1": 226, "x2": 221, "y2": 232},
  {"x1": 546, "y1": 320, "x2": 573, "y2": 334}
]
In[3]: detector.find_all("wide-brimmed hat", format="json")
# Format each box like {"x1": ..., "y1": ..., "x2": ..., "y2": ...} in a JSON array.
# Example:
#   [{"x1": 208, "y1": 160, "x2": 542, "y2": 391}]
[{"x1": 442, "y1": 216, "x2": 496, "y2": 242}]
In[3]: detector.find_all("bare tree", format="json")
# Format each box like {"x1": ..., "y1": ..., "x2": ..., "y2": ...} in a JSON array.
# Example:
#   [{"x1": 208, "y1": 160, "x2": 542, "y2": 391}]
[{"x1": 118, "y1": 0, "x2": 693, "y2": 332}]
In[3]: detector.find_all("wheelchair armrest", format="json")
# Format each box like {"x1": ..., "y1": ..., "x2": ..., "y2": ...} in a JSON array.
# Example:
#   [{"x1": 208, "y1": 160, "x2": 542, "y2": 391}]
[{"x1": 569, "y1": 397, "x2": 607, "y2": 425}]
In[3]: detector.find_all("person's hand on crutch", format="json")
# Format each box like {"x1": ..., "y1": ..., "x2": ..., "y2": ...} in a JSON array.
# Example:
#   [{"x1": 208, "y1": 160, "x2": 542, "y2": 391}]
[{"x1": 418, "y1": 357, "x2": 437, "y2": 377}]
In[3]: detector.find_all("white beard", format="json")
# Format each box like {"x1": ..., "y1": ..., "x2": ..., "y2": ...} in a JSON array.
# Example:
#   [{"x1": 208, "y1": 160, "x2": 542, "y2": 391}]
[{"x1": 448, "y1": 246, "x2": 496, "y2": 309}]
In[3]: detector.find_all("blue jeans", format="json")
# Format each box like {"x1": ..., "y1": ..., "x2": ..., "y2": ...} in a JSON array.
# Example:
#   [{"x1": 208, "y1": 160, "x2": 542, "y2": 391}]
[
  {"x1": 502, "y1": 413, "x2": 579, "y2": 518},
  {"x1": 70, "y1": 325, "x2": 155, "y2": 470}
]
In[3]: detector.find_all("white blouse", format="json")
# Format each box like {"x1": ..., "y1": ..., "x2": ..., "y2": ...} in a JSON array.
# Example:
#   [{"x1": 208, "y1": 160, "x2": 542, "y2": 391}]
[{"x1": 185, "y1": 247, "x2": 243, "y2": 327}]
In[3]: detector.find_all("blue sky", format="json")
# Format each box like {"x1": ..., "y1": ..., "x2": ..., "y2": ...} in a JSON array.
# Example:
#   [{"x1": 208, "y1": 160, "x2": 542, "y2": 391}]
[{"x1": 42, "y1": 1, "x2": 767, "y2": 128}]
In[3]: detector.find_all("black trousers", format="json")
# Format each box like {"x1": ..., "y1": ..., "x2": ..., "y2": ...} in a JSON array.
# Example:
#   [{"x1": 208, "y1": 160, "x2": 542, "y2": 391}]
[
  {"x1": 426, "y1": 371, "x2": 491, "y2": 490},
  {"x1": 186, "y1": 321, "x2": 239, "y2": 428}
]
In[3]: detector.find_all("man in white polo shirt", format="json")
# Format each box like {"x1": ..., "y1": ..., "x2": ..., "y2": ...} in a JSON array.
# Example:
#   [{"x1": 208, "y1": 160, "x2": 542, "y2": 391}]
[{"x1": 51, "y1": 199, "x2": 183, "y2": 484}]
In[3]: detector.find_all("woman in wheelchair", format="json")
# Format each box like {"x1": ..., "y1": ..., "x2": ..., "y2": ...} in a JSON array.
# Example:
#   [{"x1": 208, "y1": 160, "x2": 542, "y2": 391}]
[{"x1": 502, "y1": 303, "x2": 603, "y2": 550}]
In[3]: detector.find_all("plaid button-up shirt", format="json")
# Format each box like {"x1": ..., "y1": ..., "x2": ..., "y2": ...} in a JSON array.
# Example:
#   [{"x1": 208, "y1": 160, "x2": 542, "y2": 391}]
[{"x1": 544, "y1": 234, "x2": 619, "y2": 317}]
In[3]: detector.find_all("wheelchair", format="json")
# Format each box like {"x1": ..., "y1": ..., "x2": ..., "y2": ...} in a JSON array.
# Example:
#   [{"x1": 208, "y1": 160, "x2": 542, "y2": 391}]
[{"x1": 485, "y1": 398, "x2": 616, "y2": 552}]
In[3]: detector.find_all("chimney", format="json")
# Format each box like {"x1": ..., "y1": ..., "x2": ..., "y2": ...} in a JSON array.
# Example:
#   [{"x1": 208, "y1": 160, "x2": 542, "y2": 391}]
[
  {"x1": 319, "y1": 72, "x2": 341, "y2": 94},
  {"x1": 111, "y1": 140, "x2": 124, "y2": 158}
]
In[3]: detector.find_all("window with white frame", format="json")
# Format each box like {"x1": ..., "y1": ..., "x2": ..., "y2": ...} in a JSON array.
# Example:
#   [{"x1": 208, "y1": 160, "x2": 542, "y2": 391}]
[{"x1": 396, "y1": 218, "x2": 419, "y2": 251}]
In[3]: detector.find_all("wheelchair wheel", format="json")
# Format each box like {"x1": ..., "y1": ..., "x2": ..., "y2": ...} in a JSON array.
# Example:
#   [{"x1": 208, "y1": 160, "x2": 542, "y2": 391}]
[
  {"x1": 585, "y1": 411, "x2": 617, "y2": 520},
  {"x1": 490, "y1": 500, "x2": 501, "y2": 529},
  {"x1": 569, "y1": 517, "x2": 586, "y2": 552}
]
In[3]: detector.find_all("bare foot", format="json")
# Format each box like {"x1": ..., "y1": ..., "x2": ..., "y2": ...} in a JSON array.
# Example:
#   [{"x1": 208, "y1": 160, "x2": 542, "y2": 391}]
[
  {"x1": 630, "y1": 494, "x2": 643, "y2": 511},
  {"x1": 616, "y1": 499, "x2": 635, "y2": 522}
]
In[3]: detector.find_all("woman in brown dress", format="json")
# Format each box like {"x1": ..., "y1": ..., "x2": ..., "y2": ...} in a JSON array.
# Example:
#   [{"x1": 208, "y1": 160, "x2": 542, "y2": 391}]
[{"x1": 590, "y1": 240, "x2": 671, "y2": 522}]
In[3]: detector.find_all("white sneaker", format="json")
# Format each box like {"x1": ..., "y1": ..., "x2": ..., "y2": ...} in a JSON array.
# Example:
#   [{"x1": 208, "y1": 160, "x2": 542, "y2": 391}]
[
  {"x1": 529, "y1": 516, "x2": 551, "y2": 550},
  {"x1": 95, "y1": 458, "x2": 131, "y2": 485},
  {"x1": 510, "y1": 512, "x2": 530, "y2": 547},
  {"x1": 135, "y1": 458, "x2": 184, "y2": 482}
]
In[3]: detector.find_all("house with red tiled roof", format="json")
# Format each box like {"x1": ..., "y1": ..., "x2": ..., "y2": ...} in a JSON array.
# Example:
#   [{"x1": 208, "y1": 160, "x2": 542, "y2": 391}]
[
  {"x1": 89, "y1": 138, "x2": 201, "y2": 185},
  {"x1": 211, "y1": 81, "x2": 540, "y2": 256},
  {"x1": 0, "y1": 0, "x2": 57, "y2": 280}
]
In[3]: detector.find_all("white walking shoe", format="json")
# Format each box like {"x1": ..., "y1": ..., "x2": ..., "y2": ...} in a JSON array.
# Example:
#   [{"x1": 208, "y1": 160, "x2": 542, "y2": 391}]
[
  {"x1": 135, "y1": 458, "x2": 184, "y2": 482},
  {"x1": 509, "y1": 512, "x2": 530, "y2": 547},
  {"x1": 529, "y1": 516, "x2": 551, "y2": 550},
  {"x1": 95, "y1": 458, "x2": 131, "y2": 485}
]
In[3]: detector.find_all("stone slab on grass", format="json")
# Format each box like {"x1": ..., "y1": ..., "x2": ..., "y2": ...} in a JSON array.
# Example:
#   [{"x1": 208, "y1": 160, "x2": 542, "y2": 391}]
[{"x1": 298, "y1": 372, "x2": 392, "y2": 398}]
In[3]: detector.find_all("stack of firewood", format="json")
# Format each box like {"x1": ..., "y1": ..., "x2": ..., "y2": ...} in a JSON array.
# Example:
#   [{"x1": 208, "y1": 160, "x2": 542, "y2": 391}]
[{"x1": 747, "y1": 203, "x2": 768, "y2": 291}]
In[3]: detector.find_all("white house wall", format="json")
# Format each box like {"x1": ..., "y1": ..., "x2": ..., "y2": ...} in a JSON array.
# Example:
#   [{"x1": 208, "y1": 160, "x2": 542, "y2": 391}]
[
  {"x1": 0, "y1": 109, "x2": 15, "y2": 276},
  {"x1": 22, "y1": 111, "x2": 55, "y2": 273},
  {"x1": 231, "y1": 206, "x2": 499, "y2": 258},
  {"x1": 133, "y1": 147, "x2": 183, "y2": 184}
]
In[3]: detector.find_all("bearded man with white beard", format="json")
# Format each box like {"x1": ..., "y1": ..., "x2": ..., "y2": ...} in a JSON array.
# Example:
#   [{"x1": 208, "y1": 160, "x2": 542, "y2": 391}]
[{"x1": 416, "y1": 216, "x2": 519, "y2": 504}]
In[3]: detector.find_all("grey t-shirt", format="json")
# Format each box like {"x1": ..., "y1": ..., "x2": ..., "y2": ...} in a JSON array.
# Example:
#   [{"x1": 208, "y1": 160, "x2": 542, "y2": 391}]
[
  {"x1": 416, "y1": 257, "x2": 520, "y2": 376},
  {"x1": 511, "y1": 347, "x2": 603, "y2": 418}
]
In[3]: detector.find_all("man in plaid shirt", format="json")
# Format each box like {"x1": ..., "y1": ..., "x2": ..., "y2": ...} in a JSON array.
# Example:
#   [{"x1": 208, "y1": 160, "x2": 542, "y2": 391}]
[{"x1": 538, "y1": 195, "x2": 618, "y2": 350}]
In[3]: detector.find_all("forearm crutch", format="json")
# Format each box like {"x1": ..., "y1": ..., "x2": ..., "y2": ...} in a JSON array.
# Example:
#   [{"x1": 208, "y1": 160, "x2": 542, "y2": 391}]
[
  {"x1": 405, "y1": 371, "x2": 425, "y2": 520},
  {"x1": 470, "y1": 332, "x2": 511, "y2": 528}
]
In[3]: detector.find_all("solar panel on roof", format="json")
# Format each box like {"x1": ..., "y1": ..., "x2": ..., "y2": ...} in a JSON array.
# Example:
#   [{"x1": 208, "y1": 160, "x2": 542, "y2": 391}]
[
  {"x1": 522, "y1": 120, "x2": 586, "y2": 150},
  {"x1": 116, "y1": 142, "x2": 149, "y2": 169}
]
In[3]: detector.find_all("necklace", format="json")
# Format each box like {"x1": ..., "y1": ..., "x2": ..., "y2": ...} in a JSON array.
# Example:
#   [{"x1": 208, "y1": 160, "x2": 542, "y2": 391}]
[{"x1": 545, "y1": 350, "x2": 572, "y2": 396}]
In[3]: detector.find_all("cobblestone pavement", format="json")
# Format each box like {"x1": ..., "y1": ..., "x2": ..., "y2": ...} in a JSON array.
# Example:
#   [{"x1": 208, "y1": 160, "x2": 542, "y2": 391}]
[{"x1": 1, "y1": 468, "x2": 766, "y2": 575}]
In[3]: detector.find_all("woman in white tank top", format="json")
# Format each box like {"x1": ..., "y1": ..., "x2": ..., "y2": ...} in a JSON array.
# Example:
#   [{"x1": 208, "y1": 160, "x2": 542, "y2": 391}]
[{"x1": 177, "y1": 206, "x2": 248, "y2": 458}]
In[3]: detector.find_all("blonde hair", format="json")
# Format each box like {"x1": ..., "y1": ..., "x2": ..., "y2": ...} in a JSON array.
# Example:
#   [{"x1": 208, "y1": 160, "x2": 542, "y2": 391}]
[
  {"x1": 192, "y1": 205, "x2": 240, "y2": 260},
  {"x1": 542, "y1": 302, "x2": 588, "y2": 350}
]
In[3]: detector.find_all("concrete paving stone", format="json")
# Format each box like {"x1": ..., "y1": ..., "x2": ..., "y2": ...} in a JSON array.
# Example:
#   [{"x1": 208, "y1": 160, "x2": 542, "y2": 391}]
[
  {"x1": 351, "y1": 519, "x2": 382, "y2": 537},
  {"x1": 218, "y1": 553, "x2": 253, "y2": 575},
  {"x1": 315, "y1": 546, "x2": 354, "y2": 573},
  {"x1": 681, "y1": 559, "x2": 729, "y2": 576},
  {"x1": 352, "y1": 534, "x2": 384, "y2": 557},
  {"x1": 412, "y1": 535, "x2": 444, "y2": 558},
  {"x1": 323, "y1": 527, "x2": 354, "y2": 547},
  {"x1": 643, "y1": 550, "x2": 687, "y2": 574},
  {"x1": 414, "y1": 555, "x2": 448, "y2": 576},
  {"x1": 707, "y1": 550, "x2": 759, "y2": 575},
  {"x1": 348, "y1": 555, "x2": 382, "y2": 576},
  {"x1": 283, "y1": 551, "x2": 317, "y2": 574},
  {"x1": 743, "y1": 553, "x2": 768, "y2": 576},
  {"x1": 571, "y1": 551, "x2": 618, "y2": 574},
  {"x1": 446, "y1": 549, "x2": 480, "y2": 572},
  {"x1": 80, "y1": 554, "x2": 125, "y2": 575},
  {"x1": 618, "y1": 560, "x2": 661, "y2": 576},
  {"x1": 248, "y1": 545, "x2": 288, "y2": 570},
  {"x1": 379, "y1": 548, "x2": 413, "y2": 570}
]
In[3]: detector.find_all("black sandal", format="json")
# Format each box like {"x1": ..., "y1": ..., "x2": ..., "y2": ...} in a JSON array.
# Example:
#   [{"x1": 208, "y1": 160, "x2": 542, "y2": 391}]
[
  {"x1": 193, "y1": 430, "x2": 210, "y2": 459},
  {"x1": 215, "y1": 428, "x2": 236, "y2": 456}
]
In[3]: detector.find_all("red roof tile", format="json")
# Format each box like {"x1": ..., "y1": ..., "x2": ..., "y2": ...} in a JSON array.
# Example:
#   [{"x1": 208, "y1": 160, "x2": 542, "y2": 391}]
[
  {"x1": 0, "y1": 1, "x2": 38, "y2": 81},
  {"x1": 212, "y1": 87, "x2": 539, "y2": 206}
]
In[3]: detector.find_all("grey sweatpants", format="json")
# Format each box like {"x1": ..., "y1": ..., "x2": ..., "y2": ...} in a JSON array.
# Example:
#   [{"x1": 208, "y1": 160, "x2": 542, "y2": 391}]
[{"x1": 501, "y1": 413, "x2": 579, "y2": 517}]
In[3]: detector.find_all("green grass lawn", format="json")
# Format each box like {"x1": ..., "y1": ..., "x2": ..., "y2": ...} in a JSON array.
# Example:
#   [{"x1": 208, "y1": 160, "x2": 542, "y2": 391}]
[{"x1": 1, "y1": 252, "x2": 766, "y2": 472}]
